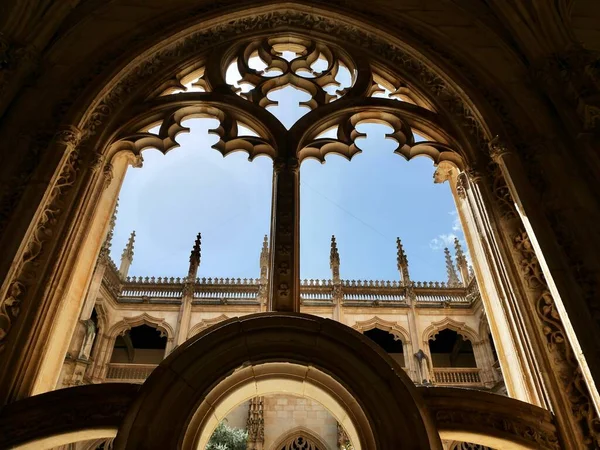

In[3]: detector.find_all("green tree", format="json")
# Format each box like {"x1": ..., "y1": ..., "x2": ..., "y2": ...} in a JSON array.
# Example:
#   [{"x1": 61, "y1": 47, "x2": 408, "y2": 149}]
[{"x1": 206, "y1": 421, "x2": 248, "y2": 450}]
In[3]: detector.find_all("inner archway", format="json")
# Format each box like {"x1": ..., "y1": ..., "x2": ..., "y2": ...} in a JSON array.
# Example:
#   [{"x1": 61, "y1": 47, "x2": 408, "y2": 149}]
[{"x1": 114, "y1": 313, "x2": 441, "y2": 450}]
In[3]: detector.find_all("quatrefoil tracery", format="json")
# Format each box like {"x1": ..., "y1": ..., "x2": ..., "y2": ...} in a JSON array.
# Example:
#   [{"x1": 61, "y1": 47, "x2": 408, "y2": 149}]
[
  {"x1": 117, "y1": 33, "x2": 465, "y2": 168},
  {"x1": 232, "y1": 36, "x2": 355, "y2": 110}
]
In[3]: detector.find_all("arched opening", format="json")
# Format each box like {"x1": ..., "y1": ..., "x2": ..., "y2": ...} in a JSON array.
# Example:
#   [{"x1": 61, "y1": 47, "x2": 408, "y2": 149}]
[
  {"x1": 429, "y1": 328, "x2": 476, "y2": 368},
  {"x1": 109, "y1": 324, "x2": 166, "y2": 365},
  {"x1": 0, "y1": 5, "x2": 597, "y2": 449},
  {"x1": 364, "y1": 327, "x2": 404, "y2": 367}
]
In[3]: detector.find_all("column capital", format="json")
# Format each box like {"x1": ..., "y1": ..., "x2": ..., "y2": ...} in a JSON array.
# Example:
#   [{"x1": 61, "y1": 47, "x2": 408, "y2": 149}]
[
  {"x1": 273, "y1": 156, "x2": 300, "y2": 173},
  {"x1": 54, "y1": 125, "x2": 84, "y2": 148},
  {"x1": 464, "y1": 167, "x2": 484, "y2": 184},
  {"x1": 487, "y1": 135, "x2": 512, "y2": 163}
]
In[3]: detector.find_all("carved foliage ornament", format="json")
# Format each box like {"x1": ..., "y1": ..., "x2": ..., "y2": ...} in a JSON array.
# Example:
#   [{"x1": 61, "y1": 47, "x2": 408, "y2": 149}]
[
  {"x1": 487, "y1": 159, "x2": 600, "y2": 448},
  {"x1": 0, "y1": 128, "x2": 82, "y2": 353}
]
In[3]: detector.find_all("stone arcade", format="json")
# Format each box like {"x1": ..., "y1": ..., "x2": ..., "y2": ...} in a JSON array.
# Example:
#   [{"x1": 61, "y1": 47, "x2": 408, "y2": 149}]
[{"x1": 0, "y1": 1, "x2": 600, "y2": 449}]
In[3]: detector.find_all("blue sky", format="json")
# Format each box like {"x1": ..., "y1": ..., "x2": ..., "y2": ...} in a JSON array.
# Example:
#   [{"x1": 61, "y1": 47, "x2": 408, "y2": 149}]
[{"x1": 109, "y1": 55, "x2": 467, "y2": 282}]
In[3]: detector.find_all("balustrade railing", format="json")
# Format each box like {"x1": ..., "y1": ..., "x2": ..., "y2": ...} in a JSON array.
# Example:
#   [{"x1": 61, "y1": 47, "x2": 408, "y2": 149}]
[
  {"x1": 105, "y1": 363, "x2": 158, "y2": 382},
  {"x1": 432, "y1": 367, "x2": 482, "y2": 385},
  {"x1": 102, "y1": 363, "x2": 484, "y2": 388}
]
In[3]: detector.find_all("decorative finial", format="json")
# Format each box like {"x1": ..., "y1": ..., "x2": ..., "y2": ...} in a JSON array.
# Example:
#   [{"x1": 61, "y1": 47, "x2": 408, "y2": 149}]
[
  {"x1": 187, "y1": 232, "x2": 202, "y2": 279},
  {"x1": 444, "y1": 247, "x2": 460, "y2": 287},
  {"x1": 100, "y1": 199, "x2": 118, "y2": 259},
  {"x1": 454, "y1": 237, "x2": 470, "y2": 286},
  {"x1": 119, "y1": 230, "x2": 135, "y2": 278},
  {"x1": 330, "y1": 235, "x2": 340, "y2": 282},
  {"x1": 396, "y1": 237, "x2": 411, "y2": 285},
  {"x1": 330, "y1": 235, "x2": 340, "y2": 268},
  {"x1": 454, "y1": 237, "x2": 466, "y2": 264},
  {"x1": 260, "y1": 235, "x2": 269, "y2": 282},
  {"x1": 190, "y1": 232, "x2": 201, "y2": 264},
  {"x1": 122, "y1": 230, "x2": 136, "y2": 260},
  {"x1": 396, "y1": 237, "x2": 407, "y2": 268},
  {"x1": 260, "y1": 235, "x2": 269, "y2": 263}
]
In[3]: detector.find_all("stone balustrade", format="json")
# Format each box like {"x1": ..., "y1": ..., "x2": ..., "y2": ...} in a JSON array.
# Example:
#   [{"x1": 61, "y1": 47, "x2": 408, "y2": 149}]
[
  {"x1": 432, "y1": 368, "x2": 482, "y2": 386},
  {"x1": 105, "y1": 363, "x2": 158, "y2": 382},
  {"x1": 102, "y1": 362, "x2": 485, "y2": 389},
  {"x1": 108, "y1": 261, "x2": 479, "y2": 307}
]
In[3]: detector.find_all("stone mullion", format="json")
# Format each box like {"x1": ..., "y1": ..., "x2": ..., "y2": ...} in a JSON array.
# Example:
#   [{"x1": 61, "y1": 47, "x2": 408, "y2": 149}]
[
  {"x1": 268, "y1": 158, "x2": 300, "y2": 313},
  {"x1": 476, "y1": 160, "x2": 600, "y2": 448}
]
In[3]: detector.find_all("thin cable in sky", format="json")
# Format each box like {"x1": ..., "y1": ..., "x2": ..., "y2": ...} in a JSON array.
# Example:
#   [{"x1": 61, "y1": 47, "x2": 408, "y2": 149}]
[{"x1": 301, "y1": 181, "x2": 391, "y2": 241}]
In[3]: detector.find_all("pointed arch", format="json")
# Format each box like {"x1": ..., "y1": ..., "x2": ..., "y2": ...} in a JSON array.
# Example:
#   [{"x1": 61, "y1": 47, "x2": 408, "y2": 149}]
[
  {"x1": 270, "y1": 426, "x2": 332, "y2": 450},
  {"x1": 187, "y1": 314, "x2": 230, "y2": 339},
  {"x1": 350, "y1": 316, "x2": 410, "y2": 344},
  {"x1": 422, "y1": 317, "x2": 479, "y2": 345},
  {"x1": 107, "y1": 313, "x2": 174, "y2": 340}
]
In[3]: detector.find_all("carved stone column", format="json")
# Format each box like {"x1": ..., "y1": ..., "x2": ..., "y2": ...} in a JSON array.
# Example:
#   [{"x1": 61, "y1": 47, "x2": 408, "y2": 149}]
[
  {"x1": 490, "y1": 137, "x2": 600, "y2": 411},
  {"x1": 446, "y1": 169, "x2": 539, "y2": 403},
  {"x1": 470, "y1": 156, "x2": 600, "y2": 448},
  {"x1": 268, "y1": 158, "x2": 300, "y2": 312}
]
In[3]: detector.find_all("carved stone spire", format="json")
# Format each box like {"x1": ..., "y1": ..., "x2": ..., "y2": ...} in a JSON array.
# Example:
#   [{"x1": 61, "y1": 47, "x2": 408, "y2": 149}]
[
  {"x1": 454, "y1": 237, "x2": 469, "y2": 286},
  {"x1": 100, "y1": 199, "x2": 118, "y2": 261},
  {"x1": 260, "y1": 235, "x2": 269, "y2": 282},
  {"x1": 119, "y1": 230, "x2": 135, "y2": 278},
  {"x1": 330, "y1": 235, "x2": 340, "y2": 282},
  {"x1": 187, "y1": 232, "x2": 201, "y2": 280},
  {"x1": 444, "y1": 247, "x2": 460, "y2": 287},
  {"x1": 396, "y1": 237, "x2": 410, "y2": 285}
]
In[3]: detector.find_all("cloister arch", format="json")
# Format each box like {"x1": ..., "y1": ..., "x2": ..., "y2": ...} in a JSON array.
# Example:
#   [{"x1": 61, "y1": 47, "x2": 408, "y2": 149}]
[
  {"x1": 106, "y1": 313, "x2": 175, "y2": 342},
  {"x1": 186, "y1": 314, "x2": 230, "y2": 339},
  {"x1": 423, "y1": 317, "x2": 479, "y2": 346},
  {"x1": 0, "y1": 3, "x2": 598, "y2": 449},
  {"x1": 351, "y1": 316, "x2": 411, "y2": 344},
  {"x1": 0, "y1": 314, "x2": 561, "y2": 450}
]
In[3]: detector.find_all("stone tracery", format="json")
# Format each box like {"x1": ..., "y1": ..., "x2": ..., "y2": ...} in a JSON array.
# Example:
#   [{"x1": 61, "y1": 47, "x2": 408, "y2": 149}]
[{"x1": 0, "y1": 3, "x2": 599, "y2": 450}]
